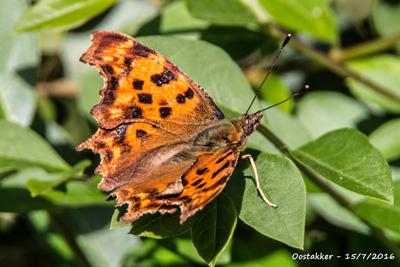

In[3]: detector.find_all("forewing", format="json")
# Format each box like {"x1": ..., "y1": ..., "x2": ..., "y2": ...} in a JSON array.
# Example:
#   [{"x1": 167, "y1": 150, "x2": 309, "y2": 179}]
[{"x1": 80, "y1": 31, "x2": 224, "y2": 130}]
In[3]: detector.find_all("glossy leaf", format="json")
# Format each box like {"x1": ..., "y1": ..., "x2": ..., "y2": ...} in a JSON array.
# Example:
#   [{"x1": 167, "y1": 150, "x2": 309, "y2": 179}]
[
  {"x1": 259, "y1": 0, "x2": 337, "y2": 43},
  {"x1": 186, "y1": 0, "x2": 258, "y2": 25},
  {"x1": 346, "y1": 55, "x2": 400, "y2": 113},
  {"x1": 192, "y1": 193, "x2": 237, "y2": 266},
  {"x1": 369, "y1": 118, "x2": 400, "y2": 162},
  {"x1": 294, "y1": 129, "x2": 393, "y2": 203},
  {"x1": 226, "y1": 151, "x2": 306, "y2": 249},
  {"x1": 15, "y1": 0, "x2": 118, "y2": 32},
  {"x1": 0, "y1": 120, "x2": 69, "y2": 172}
]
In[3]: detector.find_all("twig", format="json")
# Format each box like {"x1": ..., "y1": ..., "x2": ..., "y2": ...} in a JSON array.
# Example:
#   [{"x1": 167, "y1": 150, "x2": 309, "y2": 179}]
[{"x1": 268, "y1": 24, "x2": 400, "y2": 103}]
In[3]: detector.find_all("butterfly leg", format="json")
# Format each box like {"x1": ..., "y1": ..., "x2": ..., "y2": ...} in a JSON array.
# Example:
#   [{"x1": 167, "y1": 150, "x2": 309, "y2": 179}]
[{"x1": 242, "y1": 154, "x2": 278, "y2": 208}]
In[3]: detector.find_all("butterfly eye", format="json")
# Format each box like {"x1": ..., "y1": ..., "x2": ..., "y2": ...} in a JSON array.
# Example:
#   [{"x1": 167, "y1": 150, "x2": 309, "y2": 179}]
[{"x1": 243, "y1": 113, "x2": 263, "y2": 136}]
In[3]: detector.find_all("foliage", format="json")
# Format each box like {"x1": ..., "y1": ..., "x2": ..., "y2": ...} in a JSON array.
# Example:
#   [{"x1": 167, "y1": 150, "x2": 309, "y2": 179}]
[{"x1": 1, "y1": 0, "x2": 400, "y2": 266}]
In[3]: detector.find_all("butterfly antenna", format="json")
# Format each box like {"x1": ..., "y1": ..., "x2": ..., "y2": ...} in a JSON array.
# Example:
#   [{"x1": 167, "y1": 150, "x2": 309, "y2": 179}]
[
  {"x1": 245, "y1": 34, "x2": 292, "y2": 115},
  {"x1": 258, "y1": 85, "x2": 309, "y2": 113}
]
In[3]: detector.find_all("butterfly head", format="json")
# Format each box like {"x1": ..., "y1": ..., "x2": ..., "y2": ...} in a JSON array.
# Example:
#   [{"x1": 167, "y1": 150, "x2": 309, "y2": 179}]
[{"x1": 242, "y1": 112, "x2": 263, "y2": 136}]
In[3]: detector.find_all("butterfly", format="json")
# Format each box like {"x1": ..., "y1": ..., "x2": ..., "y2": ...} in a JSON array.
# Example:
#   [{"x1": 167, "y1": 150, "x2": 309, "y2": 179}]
[{"x1": 77, "y1": 31, "x2": 298, "y2": 224}]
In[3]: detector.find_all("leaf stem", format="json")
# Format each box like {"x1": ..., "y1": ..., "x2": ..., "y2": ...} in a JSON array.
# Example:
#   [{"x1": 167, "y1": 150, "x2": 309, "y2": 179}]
[
  {"x1": 257, "y1": 124, "x2": 400, "y2": 261},
  {"x1": 330, "y1": 32, "x2": 400, "y2": 62}
]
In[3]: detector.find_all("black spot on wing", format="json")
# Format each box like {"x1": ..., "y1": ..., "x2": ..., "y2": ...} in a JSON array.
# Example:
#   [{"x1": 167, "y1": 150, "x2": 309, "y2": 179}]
[
  {"x1": 176, "y1": 94, "x2": 186, "y2": 104},
  {"x1": 151, "y1": 67, "x2": 177, "y2": 87},
  {"x1": 176, "y1": 88, "x2": 194, "y2": 104},
  {"x1": 196, "y1": 183, "x2": 207, "y2": 189},
  {"x1": 185, "y1": 88, "x2": 194, "y2": 99},
  {"x1": 191, "y1": 178, "x2": 204, "y2": 187},
  {"x1": 102, "y1": 91, "x2": 116, "y2": 105},
  {"x1": 212, "y1": 160, "x2": 234, "y2": 179},
  {"x1": 137, "y1": 93, "x2": 153, "y2": 104},
  {"x1": 108, "y1": 76, "x2": 119, "y2": 91},
  {"x1": 124, "y1": 58, "x2": 132, "y2": 72},
  {"x1": 133, "y1": 79, "x2": 144, "y2": 90},
  {"x1": 159, "y1": 107, "x2": 172, "y2": 119},
  {"x1": 125, "y1": 105, "x2": 143, "y2": 119},
  {"x1": 196, "y1": 168, "x2": 208, "y2": 175},
  {"x1": 102, "y1": 65, "x2": 114, "y2": 75},
  {"x1": 216, "y1": 151, "x2": 233, "y2": 164}
]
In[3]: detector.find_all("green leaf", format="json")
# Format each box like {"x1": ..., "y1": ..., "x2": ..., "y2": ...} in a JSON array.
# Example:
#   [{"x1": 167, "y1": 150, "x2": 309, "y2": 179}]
[
  {"x1": 27, "y1": 211, "x2": 75, "y2": 261},
  {"x1": 186, "y1": 0, "x2": 258, "y2": 25},
  {"x1": 258, "y1": 75, "x2": 293, "y2": 113},
  {"x1": 265, "y1": 107, "x2": 311, "y2": 149},
  {"x1": 352, "y1": 181, "x2": 400, "y2": 234},
  {"x1": 126, "y1": 210, "x2": 198, "y2": 239},
  {"x1": 162, "y1": 237, "x2": 207, "y2": 264},
  {"x1": 0, "y1": 120, "x2": 69, "y2": 172},
  {"x1": 369, "y1": 118, "x2": 400, "y2": 162},
  {"x1": 372, "y1": 0, "x2": 400, "y2": 37},
  {"x1": 15, "y1": 0, "x2": 118, "y2": 32},
  {"x1": 160, "y1": 1, "x2": 210, "y2": 34},
  {"x1": 294, "y1": 129, "x2": 394, "y2": 203},
  {"x1": 192, "y1": 193, "x2": 237, "y2": 267},
  {"x1": 60, "y1": 207, "x2": 141, "y2": 266},
  {"x1": 346, "y1": 54, "x2": 400, "y2": 113},
  {"x1": 226, "y1": 151, "x2": 306, "y2": 249},
  {"x1": 26, "y1": 160, "x2": 91, "y2": 197},
  {"x1": 309, "y1": 193, "x2": 370, "y2": 234},
  {"x1": 259, "y1": 0, "x2": 337, "y2": 43},
  {"x1": 0, "y1": 167, "x2": 109, "y2": 212},
  {"x1": 296, "y1": 91, "x2": 369, "y2": 139},
  {"x1": 0, "y1": 0, "x2": 39, "y2": 127},
  {"x1": 45, "y1": 179, "x2": 109, "y2": 207},
  {"x1": 228, "y1": 249, "x2": 296, "y2": 267}
]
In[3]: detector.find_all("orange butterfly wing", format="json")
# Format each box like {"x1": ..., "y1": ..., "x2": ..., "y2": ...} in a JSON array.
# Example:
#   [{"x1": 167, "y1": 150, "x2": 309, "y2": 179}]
[
  {"x1": 170, "y1": 149, "x2": 240, "y2": 224},
  {"x1": 77, "y1": 31, "x2": 249, "y2": 224},
  {"x1": 80, "y1": 31, "x2": 224, "y2": 130}
]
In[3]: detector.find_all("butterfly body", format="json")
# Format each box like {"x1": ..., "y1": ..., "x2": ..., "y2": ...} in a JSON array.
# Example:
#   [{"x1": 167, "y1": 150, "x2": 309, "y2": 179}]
[{"x1": 77, "y1": 31, "x2": 263, "y2": 223}]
